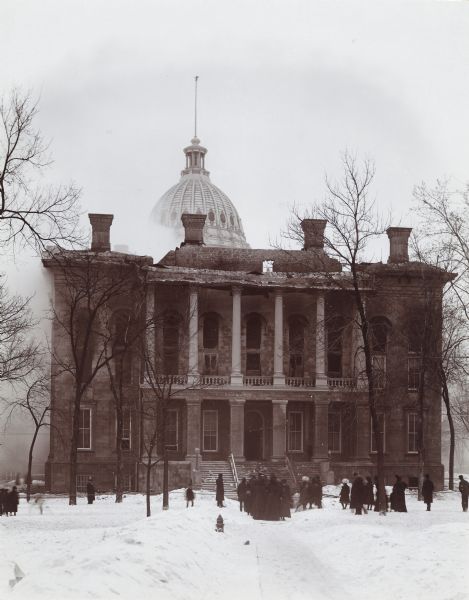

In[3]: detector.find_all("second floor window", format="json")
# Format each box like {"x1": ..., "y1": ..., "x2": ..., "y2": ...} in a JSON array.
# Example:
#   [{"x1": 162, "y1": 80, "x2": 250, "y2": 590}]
[
  {"x1": 408, "y1": 412, "x2": 418, "y2": 453},
  {"x1": 165, "y1": 409, "x2": 178, "y2": 451},
  {"x1": 78, "y1": 408, "x2": 91, "y2": 450},
  {"x1": 289, "y1": 316, "x2": 305, "y2": 377},
  {"x1": 163, "y1": 314, "x2": 180, "y2": 375},
  {"x1": 246, "y1": 314, "x2": 262, "y2": 375},
  {"x1": 370, "y1": 413, "x2": 386, "y2": 453},
  {"x1": 120, "y1": 408, "x2": 131, "y2": 450},
  {"x1": 408, "y1": 356, "x2": 421, "y2": 391}
]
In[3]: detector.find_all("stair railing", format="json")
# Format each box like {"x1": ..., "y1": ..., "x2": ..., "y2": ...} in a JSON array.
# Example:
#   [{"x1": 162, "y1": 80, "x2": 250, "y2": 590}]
[
  {"x1": 229, "y1": 453, "x2": 239, "y2": 487},
  {"x1": 285, "y1": 454, "x2": 298, "y2": 489}
]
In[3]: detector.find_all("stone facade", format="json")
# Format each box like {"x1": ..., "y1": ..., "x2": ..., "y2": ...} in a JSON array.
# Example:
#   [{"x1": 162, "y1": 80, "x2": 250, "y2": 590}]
[{"x1": 43, "y1": 214, "x2": 452, "y2": 493}]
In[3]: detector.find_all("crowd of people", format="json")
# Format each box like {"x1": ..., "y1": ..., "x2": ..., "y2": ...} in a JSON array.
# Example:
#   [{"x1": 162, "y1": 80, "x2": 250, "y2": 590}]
[
  {"x1": 0, "y1": 486, "x2": 19, "y2": 516},
  {"x1": 235, "y1": 474, "x2": 292, "y2": 520}
]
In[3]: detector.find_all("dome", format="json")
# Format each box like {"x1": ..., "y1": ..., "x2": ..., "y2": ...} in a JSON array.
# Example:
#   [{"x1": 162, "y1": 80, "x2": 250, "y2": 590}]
[{"x1": 151, "y1": 137, "x2": 249, "y2": 248}]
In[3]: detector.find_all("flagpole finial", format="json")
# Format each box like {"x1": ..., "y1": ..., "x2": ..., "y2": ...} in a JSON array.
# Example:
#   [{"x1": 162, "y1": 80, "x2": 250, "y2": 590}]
[{"x1": 194, "y1": 75, "x2": 199, "y2": 138}]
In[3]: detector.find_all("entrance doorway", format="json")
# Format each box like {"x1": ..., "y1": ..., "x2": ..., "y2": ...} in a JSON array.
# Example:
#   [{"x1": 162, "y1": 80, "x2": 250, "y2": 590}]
[{"x1": 245, "y1": 411, "x2": 264, "y2": 460}]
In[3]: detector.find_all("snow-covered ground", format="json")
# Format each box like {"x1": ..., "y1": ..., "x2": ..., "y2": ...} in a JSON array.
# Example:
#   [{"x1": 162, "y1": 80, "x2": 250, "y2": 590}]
[{"x1": 1, "y1": 488, "x2": 468, "y2": 600}]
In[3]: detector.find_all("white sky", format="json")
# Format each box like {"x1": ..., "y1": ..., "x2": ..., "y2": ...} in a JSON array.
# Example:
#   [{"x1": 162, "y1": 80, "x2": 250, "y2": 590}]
[
  {"x1": 1, "y1": 0, "x2": 468, "y2": 472},
  {"x1": 1, "y1": 0, "x2": 469, "y2": 267}
]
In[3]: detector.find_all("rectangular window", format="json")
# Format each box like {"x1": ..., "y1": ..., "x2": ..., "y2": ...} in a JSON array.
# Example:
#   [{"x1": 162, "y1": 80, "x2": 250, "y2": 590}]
[
  {"x1": 370, "y1": 413, "x2": 386, "y2": 453},
  {"x1": 165, "y1": 409, "x2": 178, "y2": 450},
  {"x1": 121, "y1": 408, "x2": 131, "y2": 450},
  {"x1": 203, "y1": 410, "x2": 218, "y2": 452},
  {"x1": 76, "y1": 474, "x2": 91, "y2": 494},
  {"x1": 288, "y1": 411, "x2": 303, "y2": 452},
  {"x1": 328, "y1": 411, "x2": 341, "y2": 453},
  {"x1": 372, "y1": 355, "x2": 386, "y2": 389},
  {"x1": 246, "y1": 352, "x2": 261, "y2": 375},
  {"x1": 204, "y1": 353, "x2": 218, "y2": 375},
  {"x1": 408, "y1": 412, "x2": 418, "y2": 453},
  {"x1": 78, "y1": 408, "x2": 91, "y2": 450},
  {"x1": 408, "y1": 356, "x2": 421, "y2": 391}
]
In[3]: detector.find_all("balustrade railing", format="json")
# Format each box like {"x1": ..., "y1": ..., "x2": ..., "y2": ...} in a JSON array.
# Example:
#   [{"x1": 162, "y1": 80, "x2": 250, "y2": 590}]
[
  {"x1": 154, "y1": 374, "x2": 188, "y2": 385},
  {"x1": 327, "y1": 377, "x2": 358, "y2": 390},
  {"x1": 243, "y1": 375, "x2": 273, "y2": 386},
  {"x1": 285, "y1": 377, "x2": 315, "y2": 388},
  {"x1": 200, "y1": 375, "x2": 230, "y2": 386}
]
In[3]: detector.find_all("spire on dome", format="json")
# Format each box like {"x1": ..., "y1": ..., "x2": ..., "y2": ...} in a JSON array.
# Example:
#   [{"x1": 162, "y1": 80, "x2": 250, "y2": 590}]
[{"x1": 182, "y1": 76, "x2": 209, "y2": 176}]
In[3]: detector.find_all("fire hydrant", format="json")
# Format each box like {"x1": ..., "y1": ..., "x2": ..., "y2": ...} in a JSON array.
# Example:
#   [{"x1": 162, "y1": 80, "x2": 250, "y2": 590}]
[{"x1": 215, "y1": 514, "x2": 224, "y2": 532}]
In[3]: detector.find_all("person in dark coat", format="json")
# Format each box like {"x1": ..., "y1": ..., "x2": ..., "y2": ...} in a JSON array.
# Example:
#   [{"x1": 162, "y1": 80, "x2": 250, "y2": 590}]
[
  {"x1": 215, "y1": 474, "x2": 225, "y2": 508},
  {"x1": 86, "y1": 477, "x2": 95, "y2": 505},
  {"x1": 350, "y1": 473, "x2": 362, "y2": 513},
  {"x1": 311, "y1": 476, "x2": 323, "y2": 508},
  {"x1": 458, "y1": 475, "x2": 469, "y2": 512},
  {"x1": 265, "y1": 475, "x2": 282, "y2": 521},
  {"x1": 185, "y1": 485, "x2": 195, "y2": 507},
  {"x1": 244, "y1": 479, "x2": 253, "y2": 516},
  {"x1": 8, "y1": 486, "x2": 19, "y2": 516},
  {"x1": 421, "y1": 474, "x2": 434, "y2": 511},
  {"x1": 280, "y1": 479, "x2": 291, "y2": 520},
  {"x1": 254, "y1": 474, "x2": 267, "y2": 519},
  {"x1": 353, "y1": 476, "x2": 365, "y2": 515},
  {"x1": 365, "y1": 476, "x2": 375, "y2": 510},
  {"x1": 392, "y1": 475, "x2": 407, "y2": 512},
  {"x1": 0, "y1": 488, "x2": 7, "y2": 516},
  {"x1": 339, "y1": 480, "x2": 350, "y2": 509},
  {"x1": 237, "y1": 477, "x2": 247, "y2": 512},
  {"x1": 297, "y1": 478, "x2": 310, "y2": 511}
]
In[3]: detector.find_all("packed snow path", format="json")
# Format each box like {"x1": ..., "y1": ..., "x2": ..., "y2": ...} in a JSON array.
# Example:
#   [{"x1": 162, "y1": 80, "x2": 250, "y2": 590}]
[{"x1": 1, "y1": 489, "x2": 468, "y2": 600}]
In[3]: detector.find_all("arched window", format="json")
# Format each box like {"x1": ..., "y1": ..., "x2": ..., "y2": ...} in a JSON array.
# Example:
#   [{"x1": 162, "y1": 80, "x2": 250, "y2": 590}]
[
  {"x1": 327, "y1": 315, "x2": 345, "y2": 378},
  {"x1": 246, "y1": 314, "x2": 262, "y2": 375},
  {"x1": 163, "y1": 312, "x2": 181, "y2": 375},
  {"x1": 289, "y1": 316, "x2": 306, "y2": 377},
  {"x1": 203, "y1": 313, "x2": 219, "y2": 374},
  {"x1": 113, "y1": 310, "x2": 132, "y2": 384}
]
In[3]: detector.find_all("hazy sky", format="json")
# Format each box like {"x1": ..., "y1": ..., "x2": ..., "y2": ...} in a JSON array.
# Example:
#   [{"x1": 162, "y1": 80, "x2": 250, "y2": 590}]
[{"x1": 1, "y1": 0, "x2": 468, "y2": 471}]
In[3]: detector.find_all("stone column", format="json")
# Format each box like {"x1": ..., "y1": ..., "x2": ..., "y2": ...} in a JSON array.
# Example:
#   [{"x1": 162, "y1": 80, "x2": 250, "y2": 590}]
[
  {"x1": 356, "y1": 403, "x2": 371, "y2": 458},
  {"x1": 272, "y1": 400, "x2": 288, "y2": 459},
  {"x1": 230, "y1": 286, "x2": 243, "y2": 385},
  {"x1": 352, "y1": 303, "x2": 367, "y2": 386},
  {"x1": 188, "y1": 286, "x2": 199, "y2": 385},
  {"x1": 315, "y1": 293, "x2": 328, "y2": 388},
  {"x1": 229, "y1": 399, "x2": 245, "y2": 460},
  {"x1": 313, "y1": 400, "x2": 330, "y2": 459},
  {"x1": 186, "y1": 399, "x2": 202, "y2": 486},
  {"x1": 273, "y1": 290, "x2": 285, "y2": 385}
]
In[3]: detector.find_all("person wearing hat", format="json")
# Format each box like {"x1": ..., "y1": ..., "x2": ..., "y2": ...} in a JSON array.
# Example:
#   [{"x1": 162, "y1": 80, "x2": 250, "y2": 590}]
[
  {"x1": 422, "y1": 474, "x2": 434, "y2": 511},
  {"x1": 339, "y1": 479, "x2": 350, "y2": 509},
  {"x1": 86, "y1": 477, "x2": 96, "y2": 505},
  {"x1": 458, "y1": 475, "x2": 469, "y2": 512},
  {"x1": 215, "y1": 474, "x2": 225, "y2": 508}
]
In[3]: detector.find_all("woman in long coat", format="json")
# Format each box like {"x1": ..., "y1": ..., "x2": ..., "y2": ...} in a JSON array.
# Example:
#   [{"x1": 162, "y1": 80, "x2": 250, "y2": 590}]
[
  {"x1": 280, "y1": 479, "x2": 291, "y2": 519},
  {"x1": 365, "y1": 476, "x2": 375, "y2": 510},
  {"x1": 392, "y1": 475, "x2": 407, "y2": 512},
  {"x1": 422, "y1": 474, "x2": 434, "y2": 511},
  {"x1": 7, "y1": 486, "x2": 19, "y2": 516},
  {"x1": 215, "y1": 474, "x2": 225, "y2": 508}
]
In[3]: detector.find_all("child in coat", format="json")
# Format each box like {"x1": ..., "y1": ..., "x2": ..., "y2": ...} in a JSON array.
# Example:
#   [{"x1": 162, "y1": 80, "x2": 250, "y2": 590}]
[
  {"x1": 339, "y1": 480, "x2": 350, "y2": 509},
  {"x1": 185, "y1": 485, "x2": 195, "y2": 507}
]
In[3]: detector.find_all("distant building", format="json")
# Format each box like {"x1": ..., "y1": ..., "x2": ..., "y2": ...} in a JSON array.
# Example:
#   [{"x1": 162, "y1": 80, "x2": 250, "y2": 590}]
[{"x1": 43, "y1": 137, "x2": 452, "y2": 493}]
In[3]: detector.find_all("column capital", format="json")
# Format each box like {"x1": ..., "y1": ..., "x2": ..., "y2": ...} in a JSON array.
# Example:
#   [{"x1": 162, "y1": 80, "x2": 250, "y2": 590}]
[
  {"x1": 273, "y1": 288, "x2": 283, "y2": 297},
  {"x1": 186, "y1": 398, "x2": 202, "y2": 407},
  {"x1": 229, "y1": 398, "x2": 246, "y2": 406},
  {"x1": 231, "y1": 285, "x2": 243, "y2": 295},
  {"x1": 272, "y1": 398, "x2": 288, "y2": 406},
  {"x1": 314, "y1": 399, "x2": 330, "y2": 408}
]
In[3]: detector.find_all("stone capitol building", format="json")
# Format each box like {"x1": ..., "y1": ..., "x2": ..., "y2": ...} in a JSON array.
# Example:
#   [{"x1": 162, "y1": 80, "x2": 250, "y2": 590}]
[{"x1": 43, "y1": 132, "x2": 451, "y2": 494}]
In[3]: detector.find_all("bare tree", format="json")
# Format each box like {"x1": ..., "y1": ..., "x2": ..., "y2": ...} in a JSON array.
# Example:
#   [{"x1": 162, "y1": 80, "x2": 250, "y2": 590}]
[
  {"x1": 0, "y1": 279, "x2": 38, "y2": 386},
  {"x1": 46, "y1": 250, "x2": 149, "y2": 505},
  {"x1": 0, "y1": 90, "x2": 82, "y2": 251},
  {"x1": 284, "y1": 152, "x2": 389, "y2": 512}
]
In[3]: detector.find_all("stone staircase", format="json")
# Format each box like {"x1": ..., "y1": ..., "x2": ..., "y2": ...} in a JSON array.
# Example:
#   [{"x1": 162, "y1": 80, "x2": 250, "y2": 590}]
[
  {"x1": 235, "y1": 460, "x2": 297, "y2": 491},
  {"x1": 199, "y1": 460, "x2": 238, "y2": 499},
  {"x1": 291, "y1": 461, "x2": 321, "y2": 484}
]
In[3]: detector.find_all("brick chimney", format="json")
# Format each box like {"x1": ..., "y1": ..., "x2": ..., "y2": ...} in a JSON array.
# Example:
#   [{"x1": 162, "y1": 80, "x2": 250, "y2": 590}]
[
  {"x1": 89, "y1": 213, "x2": 114, "y2": 252},
  {"x1": 387, "y1": 227, "x2": 412, "y2": 263},
  {"x1": 301, "y1": 219, "x2": 327, "y2": 250},
  {"x1": 181, "y1": 213, "x2": 206, "y2": 246}
]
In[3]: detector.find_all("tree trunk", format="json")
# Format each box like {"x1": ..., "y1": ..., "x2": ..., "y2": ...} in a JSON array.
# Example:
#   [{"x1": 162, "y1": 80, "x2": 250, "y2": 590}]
[
  {"x1": 69, "y1": 388, "x2": 82, "y2": 505},
  {"x1": 441, "y1": 367, "x2": 455, "y2": 490},
  {"x1": 146, "y1": 460, "x2": 152, "y2": 517},
  {"x1": 163, "y1": 447, "x2": 169, "y2": 510},
  {"x1": 115, "y1": 402, "x2": 123, "y2": 503},
  {"x1": 26, "y1": 427, "x2": 40, "y2": 502}
]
